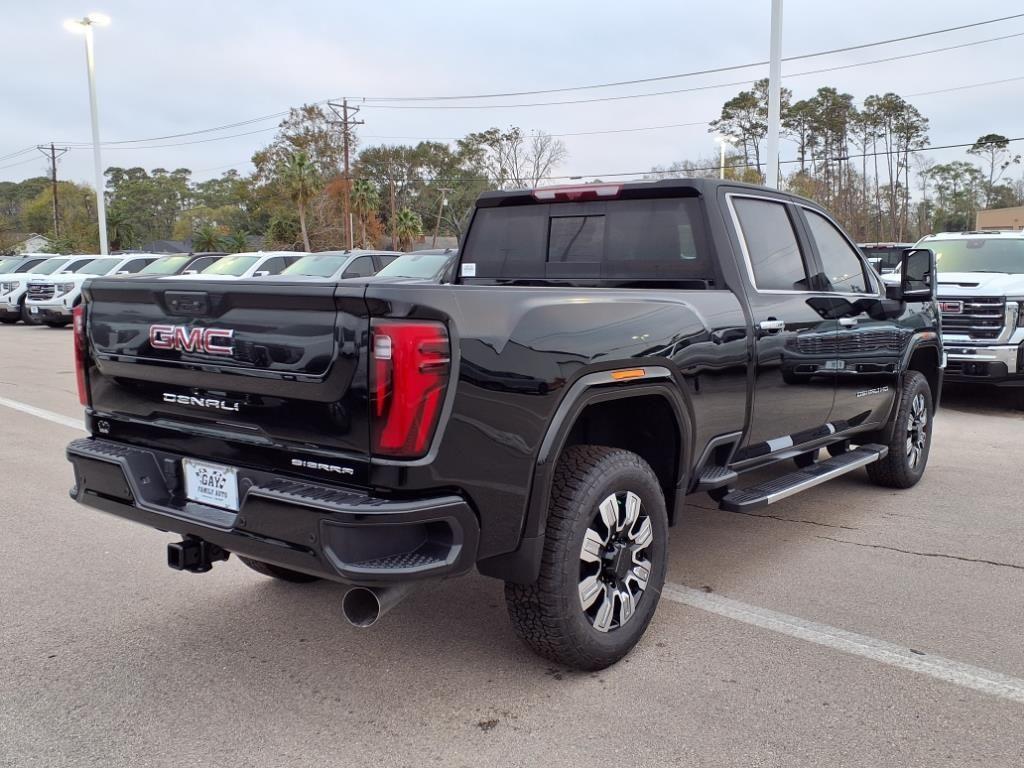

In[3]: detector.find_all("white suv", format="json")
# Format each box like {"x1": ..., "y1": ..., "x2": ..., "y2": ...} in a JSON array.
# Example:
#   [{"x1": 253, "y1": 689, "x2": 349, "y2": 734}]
[
  {"x1": 1, "y1": 256, "x2": 98, "y2": 324},
  {"x1": 176, "y1": 251, "x2": 306, "y2": 280},
  {"x1": 25, "y1": 254, "x2": 160, "y2": 327},
  {"x1": 916, "y1": 230, "x2": 1024, "y2": 396}
]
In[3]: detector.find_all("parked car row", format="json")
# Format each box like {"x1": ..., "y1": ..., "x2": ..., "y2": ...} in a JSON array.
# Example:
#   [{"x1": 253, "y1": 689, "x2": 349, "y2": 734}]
[{"x1": 0, "y1": 248, "x2": 458, "y2": 327}]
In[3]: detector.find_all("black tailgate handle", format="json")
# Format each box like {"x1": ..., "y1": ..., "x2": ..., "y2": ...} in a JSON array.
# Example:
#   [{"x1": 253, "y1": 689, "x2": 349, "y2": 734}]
[{"x1": 165, "y1": 291, "x2": 210, "y2": 316}]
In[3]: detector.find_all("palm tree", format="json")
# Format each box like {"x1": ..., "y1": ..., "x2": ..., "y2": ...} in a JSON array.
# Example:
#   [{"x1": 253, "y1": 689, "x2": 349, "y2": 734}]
[
  {"x1": 350, "y1": 179, "x2": 380, "y2": 247},
  {"x1": 394, "y1": 208, "x2": 423, "y2": 251},
  {"x1": 192, "y1": 223, "x2": 221, "y2": 252},
  {"x1": 222, "y1": 231, "x2": 249, "y2": 253},
  {"x1": 106, "y1": 210, "x2": 136, "y2": 251},
  {"x1": 281, "y1": 151, "x2": 318, "y2": 252}
]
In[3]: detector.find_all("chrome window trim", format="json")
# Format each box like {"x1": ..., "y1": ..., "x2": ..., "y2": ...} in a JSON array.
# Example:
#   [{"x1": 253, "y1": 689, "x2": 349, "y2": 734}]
[{"x1": 725, "y1": 192, "x2": 882, "y2": 299}]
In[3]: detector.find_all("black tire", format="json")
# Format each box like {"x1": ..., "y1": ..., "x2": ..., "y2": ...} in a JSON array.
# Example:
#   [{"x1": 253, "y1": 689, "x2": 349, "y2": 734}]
[
  {"x1": 793, "y1": 449, "x2": 818, "y2": 468},
  {"x1": 43, "y1": 320, "x2": 69, "y2": 328},
  {"x1": 0, "y1": 317, "x2": 16, "y2": 324},
  {"x1": 237, "y1": 556, "x2": 320, "y2": 583},
  {"x1": 504, "y1": 445, "x2": 669, "y2": 671},
  {"x1": 866, "y1": 371, "x2": 933, "y2": 489}
]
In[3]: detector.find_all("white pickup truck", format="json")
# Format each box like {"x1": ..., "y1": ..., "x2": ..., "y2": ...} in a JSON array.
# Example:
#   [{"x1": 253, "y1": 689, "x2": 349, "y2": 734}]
[
  {"x1": 25, "y1": 254, "x2": 159, "y2": 327},
  {"x1": 919, "y1": 231, "x2": 1024, "y2": 404}
]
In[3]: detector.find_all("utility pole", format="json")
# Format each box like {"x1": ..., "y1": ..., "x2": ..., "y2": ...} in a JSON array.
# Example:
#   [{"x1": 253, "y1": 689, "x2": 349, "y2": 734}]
[
  {"x1": 328, "y1": 99, "x2": 364, "y2": 249},
  {"x1": 390, "y1": 180, "x2": 397, "y2": 250},
  {"x1": 765, "y1": 0, "x2": 784, "y2": 188},
  {"x1": 37, "y1": 143, "x2": 69, "y2": 237},
  {"x1": 432, "y1": 187, "x2": 451, "y2": 247}
]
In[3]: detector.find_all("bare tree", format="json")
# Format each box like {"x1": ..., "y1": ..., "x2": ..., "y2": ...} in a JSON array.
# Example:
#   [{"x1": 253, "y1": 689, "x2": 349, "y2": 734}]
[{"x1": 461, "y1": 128, "x2": 568, "y2": 189}]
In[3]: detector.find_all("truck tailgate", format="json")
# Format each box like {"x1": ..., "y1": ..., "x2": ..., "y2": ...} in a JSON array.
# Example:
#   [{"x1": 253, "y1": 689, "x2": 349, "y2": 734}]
[{"x1": 82, "y1": 278, "x2": 371, "y2": 465}]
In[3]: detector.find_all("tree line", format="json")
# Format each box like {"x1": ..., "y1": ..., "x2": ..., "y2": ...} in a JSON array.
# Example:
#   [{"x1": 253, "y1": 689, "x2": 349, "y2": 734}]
[{"x1": 1, "y1": 83, "x2": 1020, "y2": 255}]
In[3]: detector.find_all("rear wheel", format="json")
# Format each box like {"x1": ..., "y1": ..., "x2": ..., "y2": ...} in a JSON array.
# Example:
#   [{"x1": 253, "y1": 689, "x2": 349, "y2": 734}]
[
  {"x1": 43, "y1": 320, "x2": 68, "y2": 328},
  {"x1": 504, "y1": 445, "x2": 668, "y2": 670},
  {"x1": 866, "y1": 371, "x2": 933, "y2": 489},
  {"x1": 237, "y1": 556, "x2": 320, "y2": 583},
  {"x1": 0, "y1": 317, "x2": 16, "y2": 325}
]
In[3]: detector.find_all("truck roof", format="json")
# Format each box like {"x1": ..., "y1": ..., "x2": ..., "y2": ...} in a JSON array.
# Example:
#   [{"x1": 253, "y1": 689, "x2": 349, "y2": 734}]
[
  {"x1": 920, "y1": 230, "x2": 1024, "y2": 240},
  {"x1": 476, "y1": 177, "x2": 824, "y2": 209}
]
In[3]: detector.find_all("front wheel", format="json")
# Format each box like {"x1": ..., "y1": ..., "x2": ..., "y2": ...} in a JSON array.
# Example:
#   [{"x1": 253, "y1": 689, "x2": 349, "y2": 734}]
[
  {"x1": 504, "y1": 445, "x2": 668, "y2": 670},
  {"x1": 866, "y1": 371, "x2": 933, "y2": 489}
]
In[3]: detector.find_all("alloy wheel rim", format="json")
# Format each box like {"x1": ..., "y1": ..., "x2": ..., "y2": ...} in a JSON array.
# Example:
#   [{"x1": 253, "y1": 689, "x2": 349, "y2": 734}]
[
  {"x1": 578, "y1": 491, "x2": 654, "y2": 633},
  {"x1": 906, "y1": 392, "x2": 928, "y2": 469}
]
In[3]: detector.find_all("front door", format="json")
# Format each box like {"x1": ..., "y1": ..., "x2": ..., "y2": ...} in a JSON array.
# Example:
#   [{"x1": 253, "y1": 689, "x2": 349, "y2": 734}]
[
  {"x1": 726, "y1": 193, "x2": 837, "y2": 460},
  {"x1": 798, "y1": 206, "x2": 900, "y2": 431}
]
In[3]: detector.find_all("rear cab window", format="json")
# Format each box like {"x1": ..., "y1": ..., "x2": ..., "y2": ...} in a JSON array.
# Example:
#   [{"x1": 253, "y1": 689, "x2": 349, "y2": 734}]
[{"x1": 459, "y1": 188, "x2": 716, "y2": 286}]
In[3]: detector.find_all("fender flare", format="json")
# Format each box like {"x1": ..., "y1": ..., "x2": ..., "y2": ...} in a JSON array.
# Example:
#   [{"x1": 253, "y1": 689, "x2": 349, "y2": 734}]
[
  {"x1": 876, "y1": 332, "x2": 943, "y2": 442},
  {"x1": 476, "y1": 366, "x2": 694, "y2": 584}
]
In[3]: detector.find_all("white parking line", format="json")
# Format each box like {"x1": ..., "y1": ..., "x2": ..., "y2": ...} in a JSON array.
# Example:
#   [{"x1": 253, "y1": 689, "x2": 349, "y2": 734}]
[
  {"x1": 664, "y1": 583, "x2": 1024, "y2": 704},
  {"x1": 0, "y1": 395, "x2": 86, "y2": 432}
]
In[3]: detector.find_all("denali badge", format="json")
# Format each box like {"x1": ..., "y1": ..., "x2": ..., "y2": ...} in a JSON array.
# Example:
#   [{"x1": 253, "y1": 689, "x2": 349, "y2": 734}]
[
  {"x1": 291, "y1": 458, "x2": 354, "y2": 476},
  {"x1": 163, "y1": 392, "x2": 240, "y2": 412},
  {"x1": 150, "y1": 324, "x2": 234, "y2": 356}
]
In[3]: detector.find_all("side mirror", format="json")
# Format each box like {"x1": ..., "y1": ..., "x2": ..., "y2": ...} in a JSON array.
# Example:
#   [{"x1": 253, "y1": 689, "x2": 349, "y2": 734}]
[
  {"x1": 182, "y1": 269, "x2": 198, "y2": 275},
  {"x1": 886, "y1": 248, "x2": 935, "y2": 302},
  {"x1": 253, "y1": 270, "x2": 270, "y2": 277}
]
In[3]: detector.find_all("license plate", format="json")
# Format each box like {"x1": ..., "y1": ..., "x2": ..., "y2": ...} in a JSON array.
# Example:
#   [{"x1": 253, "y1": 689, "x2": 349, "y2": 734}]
[
  {"x1": 183, "y1": 458, "x2": 240, "y2": 511},
  {"x1": 29, "y1": 306, "x2": 38, "y2": 314}
]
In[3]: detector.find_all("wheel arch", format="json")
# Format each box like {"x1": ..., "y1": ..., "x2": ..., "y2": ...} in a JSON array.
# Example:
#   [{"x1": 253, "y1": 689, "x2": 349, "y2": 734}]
[{"x1": 477, "y1": 367, "x2": 693, "y2": 584}]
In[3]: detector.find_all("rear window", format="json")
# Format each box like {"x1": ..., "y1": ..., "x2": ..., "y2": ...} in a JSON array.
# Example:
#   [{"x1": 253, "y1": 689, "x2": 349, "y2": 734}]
[{"x1": 460, "y1": 197, "x2": 712, "y2": 282}]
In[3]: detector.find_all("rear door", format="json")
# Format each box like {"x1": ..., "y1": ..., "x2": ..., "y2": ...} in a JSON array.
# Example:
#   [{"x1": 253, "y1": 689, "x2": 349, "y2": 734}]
[
  {"x1": 725, "y1": 193, "x2": 837, "y2": 459},
  {"x1": 83, "y1": 278, "x2": 371, "y2": 469}
]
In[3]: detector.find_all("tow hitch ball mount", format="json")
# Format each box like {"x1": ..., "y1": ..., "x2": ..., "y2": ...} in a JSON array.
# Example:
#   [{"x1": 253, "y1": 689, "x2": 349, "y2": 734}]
[{"x1": 167, "y1": 537, "x2": 229, "y2": 573}]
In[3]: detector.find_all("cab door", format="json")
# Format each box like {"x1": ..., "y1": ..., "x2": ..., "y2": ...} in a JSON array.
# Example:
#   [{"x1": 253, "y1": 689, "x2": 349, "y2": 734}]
[
  {"x1": 725, "y1": 193, "x2": 837, "y2": 460},
  {"x1": 797, "y1": 206, "x2": 900, "y2": 431}
]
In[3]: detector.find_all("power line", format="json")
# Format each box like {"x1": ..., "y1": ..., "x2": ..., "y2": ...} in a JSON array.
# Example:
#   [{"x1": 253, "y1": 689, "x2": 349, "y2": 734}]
[
  {"x1": 0, "y1": 155, "x2": 44, "y2": 172},
  {"x1": 345, "y1": 12, "x2": 1024, "y2": 103},
  {"x1": 0, "y1": 146, "x2": 37, "y2": 163},
  {"x1": 907, "y1": 74, "x2": 1024, "y2": 97},
  {"x1": 8, "y1": 11, "x2": 1018, "y2": 155},
  {"x1": 359, "y1": 31, "x2": 1024, "y2": 110}
]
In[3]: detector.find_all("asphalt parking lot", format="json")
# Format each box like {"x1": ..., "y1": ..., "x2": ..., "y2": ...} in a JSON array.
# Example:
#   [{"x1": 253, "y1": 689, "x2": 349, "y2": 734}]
[{"x1": 1, "y1": 322, "x2": 1022, "y2": 767}]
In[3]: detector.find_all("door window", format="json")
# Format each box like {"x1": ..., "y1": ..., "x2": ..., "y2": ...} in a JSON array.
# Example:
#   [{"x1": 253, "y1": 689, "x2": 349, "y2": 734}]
[
  {"x1": 260, "y1": 257, "x2": 287, "y2": 275},
  {"x1": 119, "y1": 258, "x2": 151, "y2": 273},
  {"x1": 343, "y1": 256, "x2": 375, "y2": 278},
  {"x1": 804, "y1": 210, "x2": 870, "y2": 294},
  {"x1": 732, "y1": 197, "x2": 810, "y2": 291}
]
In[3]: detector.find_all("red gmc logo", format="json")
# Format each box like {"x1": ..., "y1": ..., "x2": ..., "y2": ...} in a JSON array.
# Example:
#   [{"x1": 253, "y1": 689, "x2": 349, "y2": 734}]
[
  {"x1": 939, "y1": 301, "x2": 963, "y2": 314},
  {"x1": 149, "y1": 324, "x2": 234, "y2": 356}
]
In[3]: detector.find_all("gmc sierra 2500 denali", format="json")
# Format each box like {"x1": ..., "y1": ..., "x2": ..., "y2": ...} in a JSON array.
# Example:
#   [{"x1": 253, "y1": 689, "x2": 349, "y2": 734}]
[{"x1": 66, "y1": 179, "x2": 942, "y2": 670}]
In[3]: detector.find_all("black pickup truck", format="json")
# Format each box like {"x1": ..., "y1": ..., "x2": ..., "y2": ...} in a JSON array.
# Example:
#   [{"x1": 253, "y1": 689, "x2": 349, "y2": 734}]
[{"x1": 66, "y1": 179, "x2": 942, "y2": 669}]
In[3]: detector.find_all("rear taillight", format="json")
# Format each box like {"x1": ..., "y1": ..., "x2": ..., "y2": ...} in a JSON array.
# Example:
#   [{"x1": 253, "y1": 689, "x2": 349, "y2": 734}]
[
  {"x1": 72, "y1": 304, "x2": 89, "y2": 406},
  {"x1": 370, "y1": 319, "x2": 450, "y2": 458}
]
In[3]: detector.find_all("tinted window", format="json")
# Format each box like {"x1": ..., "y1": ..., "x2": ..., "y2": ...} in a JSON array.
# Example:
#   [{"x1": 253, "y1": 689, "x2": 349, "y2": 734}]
[
  {"x1": 804, "y1": 210, "x2": 869, "y2": 293},
  {"x1": 118, "y1": 258, "x2": 151, "y2": 274},
  {"x1": 10, "y1": 259, "x2": 44, "y2": 273},
  {"x1": 342, "y1": 256, "x2": 375, "y2": 278},
  {"x1": 461, "y1": 197, "x2": 710, "y2": 281},
  {"x1": 188, "y1": 256, "x2": 219, "y2": 272},
  {"x1": 377, "y1": 254, "x2": 400, "y2": 267},
  {"x1": 732, "y1": 198, "x2": 809, "y2": 291},
  {"x1": 259, "y1": 257, "x2": 287, "y2": 275}
]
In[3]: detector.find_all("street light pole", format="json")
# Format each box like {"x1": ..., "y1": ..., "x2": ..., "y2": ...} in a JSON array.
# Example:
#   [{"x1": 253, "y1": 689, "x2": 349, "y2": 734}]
[
  {"x1": 765, "y1": 0, "x2": 783, "y2": 189},
  {"x1": 719, "y1": 141, "x2": 726, "y2": 180},
  {"x1": 65, "y1": 13, "x2": 110, "y2": 254}
]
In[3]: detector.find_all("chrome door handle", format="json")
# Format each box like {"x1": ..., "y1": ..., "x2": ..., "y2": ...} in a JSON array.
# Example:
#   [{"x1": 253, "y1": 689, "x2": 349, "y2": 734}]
[
  {"x1": 759, "y1": 319, "x2": 786, "y2": 332},
  {"x1": 838, "y1": 317, "x2": 859, "y2": 327}
]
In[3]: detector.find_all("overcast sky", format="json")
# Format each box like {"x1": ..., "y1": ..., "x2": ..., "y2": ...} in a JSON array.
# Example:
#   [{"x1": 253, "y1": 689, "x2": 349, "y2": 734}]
[{"x1": 2, "y1": 0, "x2": 1022, "y2": 186}]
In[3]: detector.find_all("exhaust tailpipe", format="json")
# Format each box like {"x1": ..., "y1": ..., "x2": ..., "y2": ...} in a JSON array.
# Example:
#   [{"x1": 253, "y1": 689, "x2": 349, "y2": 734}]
[{"x1": 341, "y1": 584, "x2": 416, "y2": 627}]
